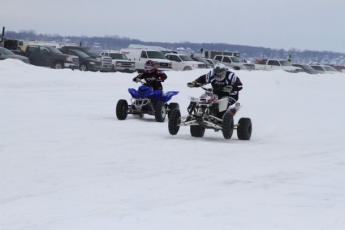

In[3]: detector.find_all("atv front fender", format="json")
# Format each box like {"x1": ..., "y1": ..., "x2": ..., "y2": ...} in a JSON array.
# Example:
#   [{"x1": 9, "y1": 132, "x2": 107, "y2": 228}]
[{"x1": 161, "y1": 91, "x2": 179, "y2": 103}]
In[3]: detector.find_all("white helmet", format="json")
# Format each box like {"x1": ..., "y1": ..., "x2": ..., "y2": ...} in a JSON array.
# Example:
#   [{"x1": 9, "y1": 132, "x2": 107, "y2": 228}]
[{"x1": 213, "y1": 63, "x2": 227, "y2": 81}]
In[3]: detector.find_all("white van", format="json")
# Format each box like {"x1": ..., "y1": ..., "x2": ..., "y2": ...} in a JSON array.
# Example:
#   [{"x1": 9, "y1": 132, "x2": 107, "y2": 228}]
[{"x1": 120, "y1": 48, "x2": 172, "y2": 72}]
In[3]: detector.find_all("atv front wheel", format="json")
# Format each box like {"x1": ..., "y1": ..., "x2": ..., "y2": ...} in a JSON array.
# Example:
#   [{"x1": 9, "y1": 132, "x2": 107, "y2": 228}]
[
  {"x1": 116, "y1": 99, "x2": 128, "y2": 120},
  {"x1": 237, "y1": 118, "x2": 252, "y2": 140},
  {"x1": 190, "y1": 125, "x2": 205, "y2": 138},
  {"x1": 168, "y1": 109, "x2": 181, "y2": 135},
  {"x1": 168, "y1": 103, "x2": 179, "y2": 119},
  {"x1": 222, "y1": 112, "x2": 234, "y2": 139},
  {"x1": 154, "y1": 101, "x2": 167, "y2": 122}
]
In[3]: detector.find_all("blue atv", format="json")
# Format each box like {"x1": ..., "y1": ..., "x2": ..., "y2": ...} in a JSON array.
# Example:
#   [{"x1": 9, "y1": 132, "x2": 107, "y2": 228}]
[{"x1": 116, "y1": 79, "x2": 179, "y2": 122}]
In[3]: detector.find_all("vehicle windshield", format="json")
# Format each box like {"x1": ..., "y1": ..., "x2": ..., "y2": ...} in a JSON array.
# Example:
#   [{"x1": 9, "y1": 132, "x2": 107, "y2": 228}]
[
  {"x1": 47, "y1": 47, "x2": 63, "y2": 54},
  {"x1": 207, "y1": 59, "x2": 221, "y2": 64},
  {"x1": 195, "y1": 58, "x2": 210, "y2": 64},
  {"x1": 280, "y1": 60, "x2": 293, "y2": 66},
  {"x1": 300, "y1": 65, "x2": 315, "y2": 71},
  {"x1": 180, "y1": 55, "x2": 194, "y2": 61},
  {"x1": 72, "y1": 50, "x2": 90, "y2": 58},
  {"x1": 230, "y1": 56, "x2": 243, "y2": 63},
  {"x1": 311, "y1": 66, "x2": 324, "y2": 71},
  {"x1": 80, "y1": 48, "x2": 98, "y2": 57},
  {"x1": 147, "y1": 51, "x2": 166, "y2": 59},
  {"x1": 323, "y1": 66, "x2": 338, "y2": 71},
  {"x1": 109, "y1": 53, "x2": 128, "y2": 60},
  {"x1": 194, "y1": 57, "x2": 207, "y2": 63},
  {"x1": 0, "y1": 47, "x2": 15, "y2": 55}
]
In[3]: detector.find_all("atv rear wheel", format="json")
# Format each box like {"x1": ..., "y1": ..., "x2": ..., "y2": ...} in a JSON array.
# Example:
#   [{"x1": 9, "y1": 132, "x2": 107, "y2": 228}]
[
  {"x1": 116, "y1": 99, "x2": 128, "y2": 120},
  {"x1": 168, "y1": 103, "x2": 179, "y2": 119},
  {"x1": 222, "y1": 112, "x2": 234, "y2": 139},
  {"x1": 190, "y1": 125, "x2": 205, "y2": 138},
  {"x1": 168, "y1": 108, "x2": 181, "y2": 135},
  {"x1": 237, "y1": 118, "x2": 252, "y2": 140},
  {"x1": 154, "y1": 101, "x2": 167, "y2": 122}
]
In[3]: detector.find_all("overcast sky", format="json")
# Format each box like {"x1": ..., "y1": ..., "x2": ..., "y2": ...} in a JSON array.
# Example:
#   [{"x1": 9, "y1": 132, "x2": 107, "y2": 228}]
[{"x1": 3, "y1": 0, "x2": 345, "y2": 52}]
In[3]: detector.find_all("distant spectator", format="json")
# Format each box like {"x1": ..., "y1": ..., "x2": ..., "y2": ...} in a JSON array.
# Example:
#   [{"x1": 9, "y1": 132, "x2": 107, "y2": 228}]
[{"x1": 287, "y1": 55, "x2": 292, "y2": 62}]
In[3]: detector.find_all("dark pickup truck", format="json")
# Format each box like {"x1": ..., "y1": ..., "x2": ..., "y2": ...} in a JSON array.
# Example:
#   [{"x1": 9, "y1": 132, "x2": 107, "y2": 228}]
[
  {"x1": 59, "y1": 48, "x2": 102, "y2": 71},
  {"x1": 13, "y1": 45, "x2": 79, "y2": 69},
  {"x1": 59, "y1": 46, "x2": 112, "y2": 72}
]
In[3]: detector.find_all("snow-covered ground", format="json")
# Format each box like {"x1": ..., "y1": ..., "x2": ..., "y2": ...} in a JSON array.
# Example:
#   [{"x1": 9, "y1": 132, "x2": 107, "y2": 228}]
[{"x1": 1, "y1": 59, "x2": 345, "y2": 230}]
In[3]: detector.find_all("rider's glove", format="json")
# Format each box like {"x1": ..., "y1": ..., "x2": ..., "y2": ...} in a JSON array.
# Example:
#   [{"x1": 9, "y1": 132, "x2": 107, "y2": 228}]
[
  {"x1": 133, "y1": 78, "x2": 140, "y2": 83},
  {"x1": 187, "y1": 81, "x2": 198, "y2": 88},
  {"x1": 222, "y1": 85, "x2": 233, "y2": 93}
]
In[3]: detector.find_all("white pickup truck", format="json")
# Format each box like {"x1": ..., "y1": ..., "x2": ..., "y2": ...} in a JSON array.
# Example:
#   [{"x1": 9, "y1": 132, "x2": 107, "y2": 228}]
[
  {"x1": 100, "y1": 50, "x2": 136, "y2": 73},
  {"x1": 214, "y1": 55, "x2": 255, "y2": 70},
  {"x1": 254, "y1": 59, "x2": 302, "y2": 72}
]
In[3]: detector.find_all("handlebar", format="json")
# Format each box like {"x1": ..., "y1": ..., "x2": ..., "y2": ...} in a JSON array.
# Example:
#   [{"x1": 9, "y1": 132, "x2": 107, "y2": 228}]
[
  {"x1": 135, "y1": 78, "x2": 162, "y2": 84},
  {"x1": 188, "y1": 82, "x2": 232, "y2": 93},
  {"x1": 187, "y1": 82, "x2": 212, "y2": 91}
]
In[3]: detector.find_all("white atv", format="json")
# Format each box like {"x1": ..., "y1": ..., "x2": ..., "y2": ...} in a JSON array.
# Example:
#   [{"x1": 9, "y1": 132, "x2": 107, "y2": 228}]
[{"x1": 168, "y1": 83, "x2": 252, "y2": 140}]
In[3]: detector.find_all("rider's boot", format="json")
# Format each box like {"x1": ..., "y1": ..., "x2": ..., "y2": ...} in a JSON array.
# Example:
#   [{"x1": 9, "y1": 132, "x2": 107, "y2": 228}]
[{"x1": 230, "y1": 103, "x2": 240, "y2": 116}]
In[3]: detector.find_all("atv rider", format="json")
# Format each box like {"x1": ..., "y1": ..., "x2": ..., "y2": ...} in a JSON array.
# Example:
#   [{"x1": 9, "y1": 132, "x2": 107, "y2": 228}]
[
  {"x1": 132, "y1": 60, "x2": 167, "y2": 90},
  {"x1": 187, "y1": 63, "x2": 243, "y2": 116}
]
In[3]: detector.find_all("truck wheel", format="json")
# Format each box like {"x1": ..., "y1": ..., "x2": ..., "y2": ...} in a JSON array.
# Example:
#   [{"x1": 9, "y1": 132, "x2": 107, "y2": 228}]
[
  {"x1": 190, "y1": 125, "x2": 205, "y2": 137},
  {"x1": 154, "y1": 101, "x2": 167, "y2": 122},
  {"x1": 54, "y1": 62, "x2": 64, "y2": 69},
  {"x1": 237, "y1": 118, "x2": 252, "y2": 140},
  {"x1": 183, "y1": 66, "x2": 192, "y2": 71},
  {"x1": 116, "y1": 99, "x2": 128, "y2": 120},
  {"x1": 168, "y1": 109, "x2": 181, "y2": 135},
  {"x1": 222, "y1": 112, "x2": 234, "y2": 139},
  {"x1": 80, "y1": 64, "x2": 88, "y2": 71},
  {"x1": 168, "y1": 103, "x2": 179, "y2": 119}
]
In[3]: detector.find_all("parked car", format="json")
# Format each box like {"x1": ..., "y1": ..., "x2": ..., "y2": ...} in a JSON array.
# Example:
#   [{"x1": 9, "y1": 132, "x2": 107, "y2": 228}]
[
  {"x1": 205, "y1": 58, "x2": 223, "y2": 66},
  {"x1": 165, "y1": 53, "x2": 206, "y2": 71},
  {"x1": 0, "y1": 47, "x2": 30, "y2": 64},
  {"x1": 60, "y1": 46, "x2": 112, "y2": 72},
  {"x1": 330, "y1": 65, "x2": 345, "y2": 73},
  {"x1": 292, "y1": 64, "x2": 318, "y2": 74},
  {"x1": 100, "y1": 50, "x2": 136, "y2": 73},
  {"x1": 309, "y1": 64, "x2": 339, "y2": 74},
  {"x1": 59, "y1": 48, "x2": 102, "y2": 71},
  {"x1": 191, "y1": 56, "x2": 213, "y2": 68}
]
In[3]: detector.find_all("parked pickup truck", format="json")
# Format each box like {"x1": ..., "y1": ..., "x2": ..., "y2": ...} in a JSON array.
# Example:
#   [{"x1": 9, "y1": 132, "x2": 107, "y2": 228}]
[
  {"x1": 60, "y1": 46, "x2": 112, "y2": 72},
  {"x1": 13, "y1": 45, "x2": 79, "y2": 69},
  {"x1": 214, "y1": 55, "x2": 255, "y2": 70},
  {"x1": 254, "y1": 59, "x2": 302, "y2": 72},
  {"x1": 99, "y1": 50, "x2": 136, "y2": 73},
  {"x1": 165, "y1": 53, "x2": 206, "y2": 71},
  {"x1": 59, "y1": 48, "x2": 102, "y2": 72}
]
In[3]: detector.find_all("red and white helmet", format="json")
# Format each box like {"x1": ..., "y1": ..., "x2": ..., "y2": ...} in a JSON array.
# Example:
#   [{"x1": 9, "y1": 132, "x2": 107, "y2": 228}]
[{"x1": 144, "y1": 60, "x2": 157, "y2": 73}]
